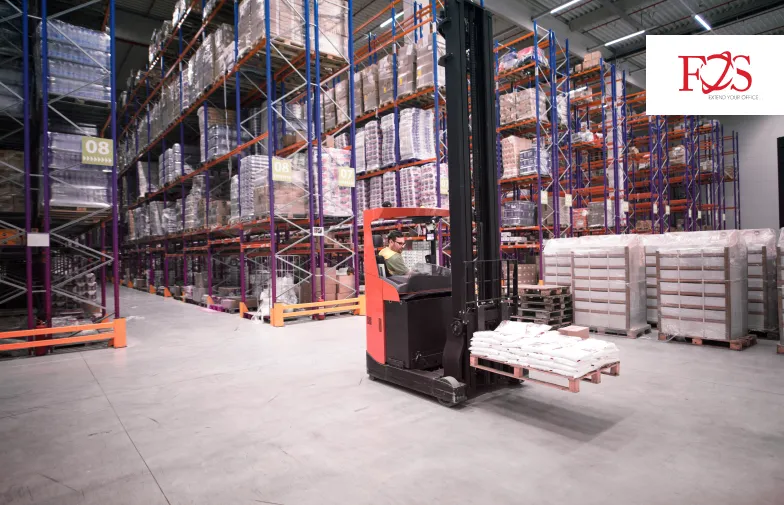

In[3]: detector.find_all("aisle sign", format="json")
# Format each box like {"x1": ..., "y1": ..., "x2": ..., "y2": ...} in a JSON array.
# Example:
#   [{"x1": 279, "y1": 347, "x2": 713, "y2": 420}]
[
  {"x1": 272, "y1": 157, "x2": 292, "y2": 182},
  {"x1": 81, "y1": 136, "x2": 114, "y2": 166},
  {"x1": 337, "y1": 166, "x2": 355, "y2": 187},
  {"x1": 313, "y1": 227, "x2": 325, "y2": 237}
]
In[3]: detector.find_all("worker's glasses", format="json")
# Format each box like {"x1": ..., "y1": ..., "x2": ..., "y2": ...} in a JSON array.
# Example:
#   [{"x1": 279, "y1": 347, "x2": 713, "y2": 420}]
[{"x1": 394, "y1": 240, "x2": 406, "y2": 246}]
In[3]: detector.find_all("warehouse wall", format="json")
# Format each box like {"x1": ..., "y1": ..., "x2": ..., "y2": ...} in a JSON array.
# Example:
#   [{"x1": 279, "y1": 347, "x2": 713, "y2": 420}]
[{"x1": 712, "y1": 115, "x2": 784, "y2": 231}]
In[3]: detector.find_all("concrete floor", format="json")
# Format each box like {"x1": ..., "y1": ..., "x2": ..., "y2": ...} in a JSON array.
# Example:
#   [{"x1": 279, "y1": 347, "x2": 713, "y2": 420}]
[{"x1": 1, "y1": 287, "x2": 783, "y2": 505}]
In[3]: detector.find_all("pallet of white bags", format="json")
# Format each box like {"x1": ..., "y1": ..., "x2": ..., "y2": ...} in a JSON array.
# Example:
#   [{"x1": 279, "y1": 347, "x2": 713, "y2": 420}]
[{"x1": 469, "y1": 354, "x2": 620, "y2": 393}]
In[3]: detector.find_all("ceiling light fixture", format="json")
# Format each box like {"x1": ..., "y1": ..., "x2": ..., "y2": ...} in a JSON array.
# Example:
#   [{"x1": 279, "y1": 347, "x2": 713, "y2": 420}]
[
  {"x1": 380, "y1": 11, "x2": 404, "y2": 28},
  {"x1": 604, "y1": 29, "x2": 646, "y2": 47},
  {"x1": 694, "y1": 14, "x2": 711, "y2": 31},
  {"x1": 550, "y1": 0, "x2": 584, "y2": 14}
]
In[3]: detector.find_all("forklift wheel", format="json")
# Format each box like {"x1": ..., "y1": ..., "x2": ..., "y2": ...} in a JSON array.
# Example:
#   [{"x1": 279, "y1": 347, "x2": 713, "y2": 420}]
[
  {"x1": 367, "y1": 374, "x2": 376, "y2": 381},
  {"x1": 437, "y1": 398, "x2": 459, "y2": 408}
]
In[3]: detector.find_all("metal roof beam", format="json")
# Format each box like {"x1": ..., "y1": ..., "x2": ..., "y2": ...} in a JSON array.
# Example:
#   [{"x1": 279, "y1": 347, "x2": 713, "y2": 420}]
[{"x1": 567, "y1": 0, "x2": 639, "y2": 31}]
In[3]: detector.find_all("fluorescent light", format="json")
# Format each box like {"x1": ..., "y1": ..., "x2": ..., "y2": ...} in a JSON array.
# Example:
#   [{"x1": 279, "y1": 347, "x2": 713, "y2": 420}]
[
  {"x1": 380, "y1": 12, "x2": 404, "y2": 28},
  {"x1": 102, "y1": 169, "x2": 112, "y2": 173},
  {"x1": 604, "y1": 29, "x2": 646, "y2": 47},
  {"x1": 694, "y1": 14, "x2": 711, "y2": 31},
  {"x1": 573, "y1": 86, "x2": 587, "y2": 93},
  {"x1": 550, "y1": 0, "x2": 584, "y2": 14}
]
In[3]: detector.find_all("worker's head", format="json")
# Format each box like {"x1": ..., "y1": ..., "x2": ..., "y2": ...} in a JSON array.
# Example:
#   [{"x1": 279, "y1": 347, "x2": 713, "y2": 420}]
[{"x1": 388, "y1": 230, "x2": 406, "y2": 253}]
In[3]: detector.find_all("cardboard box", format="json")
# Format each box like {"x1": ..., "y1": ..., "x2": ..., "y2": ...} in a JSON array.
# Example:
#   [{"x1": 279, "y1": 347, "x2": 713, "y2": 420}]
[
  {"x1": 336, "y1": 274, "x2": 356, "y2": 299},
  {"x1": 218, "y1": 286, "x2": 240, "y2": 297},
  {"x1": 559, "y1": 325, "x2": 589, "y2": 339}
]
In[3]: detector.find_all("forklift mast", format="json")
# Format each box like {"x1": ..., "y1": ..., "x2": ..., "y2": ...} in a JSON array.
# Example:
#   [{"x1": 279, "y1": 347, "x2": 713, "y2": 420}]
[{"x1": 439, "y1": 0, "x2": 510, "y2": 386}]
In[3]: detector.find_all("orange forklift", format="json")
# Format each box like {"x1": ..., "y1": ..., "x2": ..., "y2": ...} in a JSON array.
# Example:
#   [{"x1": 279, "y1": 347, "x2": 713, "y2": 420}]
[{"x1": 363, "y1": 0, "x2": 519, "y2": 406}]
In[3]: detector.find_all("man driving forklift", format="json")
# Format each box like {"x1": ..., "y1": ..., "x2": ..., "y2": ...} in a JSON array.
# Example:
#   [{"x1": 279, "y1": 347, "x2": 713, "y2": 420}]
[{"x1": 378, "y1": 230, "x2": 410, "y2": 276}]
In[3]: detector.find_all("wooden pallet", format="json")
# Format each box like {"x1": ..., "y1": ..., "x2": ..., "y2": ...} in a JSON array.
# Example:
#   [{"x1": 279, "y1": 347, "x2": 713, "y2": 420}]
[
  {"x1": 519, "y1": 285, "x2": 569, "y2": 296},
  {"x1": 748, "y1": 328, "x2": 779, "y2": 340},
  {"x1": 519, "y1": 308, "x2": 572, "y2": 318},
  {"x1": 470, "y1": 355, "x2": 620, "y2": 393},
  {"x1": 514, "y1": 315, "x2": 572, "y2": 326},
  {"x1": 519, "y1": 297, "x2": 572, "y2": 309},
  {"x1": 658, "y1": 333, "x2": 757, "y2": 351},
  {"x1": 590, "y1": 324, "x2": 651, "y2": 339}
]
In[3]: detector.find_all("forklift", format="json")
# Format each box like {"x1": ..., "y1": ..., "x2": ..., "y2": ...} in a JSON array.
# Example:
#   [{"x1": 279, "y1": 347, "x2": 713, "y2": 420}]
[{"x1": 364, "y1": 0, "x2": 518, "y2": 406}]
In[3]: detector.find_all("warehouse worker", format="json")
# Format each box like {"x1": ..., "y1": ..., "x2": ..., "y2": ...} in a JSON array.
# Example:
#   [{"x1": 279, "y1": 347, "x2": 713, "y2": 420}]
[{"x1": 379, "y1": 230, "x2": 410, "y2": 276}]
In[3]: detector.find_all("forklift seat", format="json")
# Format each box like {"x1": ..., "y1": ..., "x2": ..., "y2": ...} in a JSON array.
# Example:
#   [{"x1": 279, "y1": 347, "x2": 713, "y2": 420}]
[{"x1": 373, "y1": 235, "x2": 386, "y2": 277}]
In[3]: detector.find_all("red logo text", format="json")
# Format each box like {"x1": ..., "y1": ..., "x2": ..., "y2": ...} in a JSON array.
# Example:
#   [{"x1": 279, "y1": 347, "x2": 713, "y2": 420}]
[{"x1": 678, "y1": 52, "x2": 752, "y2": 93}]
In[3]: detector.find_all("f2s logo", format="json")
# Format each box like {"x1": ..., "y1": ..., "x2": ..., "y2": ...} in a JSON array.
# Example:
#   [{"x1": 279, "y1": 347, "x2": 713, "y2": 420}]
[{"x1": 679, "y1": 51, "x2": 751, "y2": 94}]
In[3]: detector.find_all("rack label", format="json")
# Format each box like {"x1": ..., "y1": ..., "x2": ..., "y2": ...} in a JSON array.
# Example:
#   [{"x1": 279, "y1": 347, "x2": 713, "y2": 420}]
[
  {"x1": 81, "y1": 137, "x2": 114, "y2": 166},
  {"x1": 564, "y1": 194, "x2": 572, "y2": 207},
  {"x1": 337, "y1": 166, "x2": 355, "y2": 187},
  {"x1": 540, "y1": 191, "x2": 548, "y2": 205},
  {"x1": 665, "y1": 204, "x2": 671, "y2": 215},
  {"x1": 440, "y1": 178, "x2": 449, "y2": 195},
  {"x1": 313, "y1": 227, "x2": 324, "y2": 237},
  {"x1": 271, "y1": 157, "x2": 292, "y2": 182},
  {"x1": 622, "y1": 200, "x2": 630, "y2": 213},
  {"x1": 653, "y1": 202, "x2": 658, "y2": 214}
]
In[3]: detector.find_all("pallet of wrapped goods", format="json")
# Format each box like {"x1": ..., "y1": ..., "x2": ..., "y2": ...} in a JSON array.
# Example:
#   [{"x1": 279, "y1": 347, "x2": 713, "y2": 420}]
[
  {"x1": 361, "y1": 64, "x2": 379, "y2": 113},
  {"x1": 641, "y1": 234, "x2": 677, "y2": 325},
  {"x1": 543, "y1": 198, "x2": 571, "y2": 228},
  {"x1": 542, "y1": 237, "x2": 581, "y2": 289},
  {"x1": 418, "y1": 163, "x2": 448, "y2": 208},
  {"x1": 355, "y1": 130, "x2": 366, "y2": 174},
  {"x1": 397, "y1": 43, "x2": 416, "y2": 97},
  {"x1": 518, "y1": 147, "x2": 551, "y2": 176},
  {"x1": 320, "y1": 148, "x2": 353, "y2": 217},
  {"x1": 136, "y1": 161, "x2": 159, "y2": 194},
  {"x1": 323, "y1": 85, "x2": 337, "y2": 131},
  {"x1": 657, "y1": 230, "x2": 752, "y2": 349},
  {"x1": 501, "y1": 136, "x2": 532, "y2": 179},
  {"x1": 334, "y1": 79, "x2": 350, "y2": 127},
  {"x1": 399, "y1": 166, "x2": 419, "y2": 207},
  {"x1": 739, "y1": 229, "x2": 778, "y2": 337},
  {"x1": 378, "y1": 55, "x2": 394, "y2": 106},
  {"x1": 415, "y1": 34, "x2": 445, "y2": 91},
  {"x1": 356, "y1": 179, "x2": 369, "y2": 224},
  {"x1": 310, "y1": 0, "x2": 348, "y2": 59},
  {"x1": 364, "y1": 120, "x2": 382, "y2": 171},
  {"x1": 0, "y1": 151, "x2": 24, "y2": 213},
  {"x1": 573, "y1": 236, "x2": 649, "y2": 338},
  {"x1": 515, "y1": 285, "x2": 573, "y2": 327},
  {"x1": 353, "y1": 72, "x2": 363, "y2": 118},
  {"x1": 380, "y1": 114, "x2": 396, "y2": 168},
  {"x1": 502, "y1": 201, "x2": 536, "y2": 227},
  {"x1": 399, "y1": 108, "x2": 435, "y2": 162},
  {"x1": 369, "y1": 175, "x2": 384, "y2": 209},
  {"x1": 382, "y1": 171, "x2": 398, "y2": 207}
]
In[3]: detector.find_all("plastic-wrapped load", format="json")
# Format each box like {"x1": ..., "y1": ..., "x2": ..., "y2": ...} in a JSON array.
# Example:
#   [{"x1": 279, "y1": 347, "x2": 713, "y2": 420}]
[
  {"x1": 361, "y1": 64, "x2": 379, "y2": 113},
  {"x1": 516, "y1": 88, "x2": 547, "y2": 121},
  {"x1": 378, "y1": 55, "x2": 394, "y2": 106},
  {"x1": 418, "y1": 163, "x2": 448, "y2": 208},
  {"x1": 252, "y1": 153, "x2": 308, "y2": 219},
  {"x1": 397, "y1": 44, "x2": 416, "y2": 97},
  {"x1": 353, "y1": 71, "x2": 363, "y2": 118},
  {"x1": 334, "y1": 132, "x2": 349, "y2": 150},
  {"x1": 320, "y1": 148, "x2": 353, "y2": 217},
  {"x1": 160, "y1": 143, "x2": 199, "y2": 185},
  {"x1": 0, "y1": 151, "x2": 23, "y2": 213},
  {"x1": 737, "y1": 229, "x2": 777, "y2": 333},
  {"x1": 149, "y1": 202, "x2": 164, "y2": 236},
  {"x1": 369, "y1": 175, "x2": 384, "y2": 209},
  {"x1": 323, "y1": 85, "x2": 337, "y2": 132},
  {"x1": 669, "y1": 145, "x2": 686, "y2": 165},
  {"x1": 501, "y1": 136, "x2": 532, "y2": 179},
  {"x1": 334, "y1": 79, "x2": 350, "y2": 126},
  {"x1": 163, "y1": 203, "x2": 180, "y2": 234},
  {"x1": 399, "y1": 108, "x2": 435, "y2": 162},
  {"x1": 363, "y1": 120, "x2": 382, "y2": 172},
  {"x1": 136, "y1": 161, "x2": 160, "y2": 194},
  {"x1": 382, "y1": 171, "x2": 397, "y2": 206},
  {"x1": 543, "y1": 236, "x2": 582, "y2": 288},
  {"x1": 469, "y1": 322, "x2": 619, "y2": 379},
  {"x1": 355, "y1": 130, "x2": 366, "y2": 174},
  {"x1": 657, "y1": 230, "x2": 748, "y2": 340},
  {"x1": 356, "y1": 178, "x2": 369, "y2": 224},
  {"x1": 38, "y1": 20, "x2": 111, "y2": 103},
  {"x1": 46, "y1": 132, "x2": 111, "y2": 209},
  {"x1": 641, "y1": 234, "x2": 679, "y2": 324},
  {"x1": 308, "y1": 0, "x2": 348, "y2": 59},
  {"x1": 238, "y1": 0, "x2": 304, "y2": 56},
  {"x1": 399, "y1": 165, "x2": 419, "y2": 207},
  {"x1": 415, "y1": 34, "x2": 445, "y2": 91},
  {"x1": 198, "y1": 106, "x2": 247, "y2": 163},
  {"x1": 502, "y1": 201, "x2": 536, "y2": 227},
  {"x1": 518, "y1": 147, "x2": 551, "y2": 176},
  {"x1": 380, "y1": 114, "x2": 396, "y2": 168}
]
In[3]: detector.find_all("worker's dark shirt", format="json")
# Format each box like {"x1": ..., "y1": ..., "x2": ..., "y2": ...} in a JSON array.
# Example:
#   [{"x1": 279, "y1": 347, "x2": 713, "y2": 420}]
[{"x1": 379, "y1": 247, "x2": 409, "y2": 276}]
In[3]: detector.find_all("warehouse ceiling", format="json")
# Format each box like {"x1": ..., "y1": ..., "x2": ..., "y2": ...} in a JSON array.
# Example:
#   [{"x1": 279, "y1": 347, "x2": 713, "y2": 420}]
[
  {"x1": 503, "y1": 0, "x2": 784, "y2": 86},
  {"x1": 47, "y1": 0, "x2": 784, "y2": 95}
]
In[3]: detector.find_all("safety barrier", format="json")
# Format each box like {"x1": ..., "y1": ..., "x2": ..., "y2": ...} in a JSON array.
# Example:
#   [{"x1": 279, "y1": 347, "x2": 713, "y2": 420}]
[
  {"x1": 0, "y1": 318, "x2": 127, "y2": 352},
  {"x1": 270, "y1": 295, "x2": 366, "y2": 327}
]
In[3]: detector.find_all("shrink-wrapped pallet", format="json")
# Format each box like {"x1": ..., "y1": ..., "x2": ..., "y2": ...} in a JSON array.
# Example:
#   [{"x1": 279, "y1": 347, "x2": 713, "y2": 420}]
[
  {"x1": 399, "y1": 165, "x2": 419, "y2": 208},
  {"x1": 415, "y1": 34, "x2": 444, "y2": 91},
  {"x1": 355, "y1": 129, "x2": 366, "y2": 174},
  {"x1": 399, "y1": 108, "x2": 435, "y2": 161},
  {"x1": 739, "y1": 229, "x2": 777, "y2": 332},
  {"x1": 542, "y1": 237, "x2": 582, "y2": 289},
  {"x1": 363, "y1": 120, "x2": 382, "y2": 172},
  {"x1": 657, "y1": 230, "x2": 748, "y2": 340},
  {"x1": 418, "y1": 163, "x2": 447, "y2": 209},
  {"x1": 501, "y1": 136, "x2": 532, "y2": 179},
  {"x1": 378, "y1": 55, "x2": 394, "y2": 106},
  {"x1": 382, "y1": 170, "x2": 397, "y2": 206},
  {"x1": 397, "y1": 43, "x2": 416, "y2": 97},
  {"x1": 641, "y1": 234, "x2": 680, "y2": 324},
  {"x1": 380, "y1": 114, "x2": 396, "y2": 168},
  {"x1": 361, "y1": 64, "x2": 379, "y2": 113},
  {"x1": 320, "y1": 148, "x2": 353, "y2": 217}
]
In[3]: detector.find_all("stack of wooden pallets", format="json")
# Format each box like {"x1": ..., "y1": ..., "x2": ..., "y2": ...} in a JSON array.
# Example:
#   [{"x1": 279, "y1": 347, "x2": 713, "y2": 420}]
[{"x1": 515, "y1": 285, "x2": 572, "y2": 328}]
